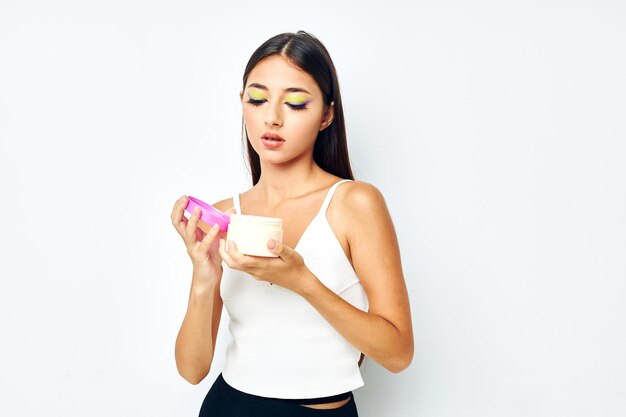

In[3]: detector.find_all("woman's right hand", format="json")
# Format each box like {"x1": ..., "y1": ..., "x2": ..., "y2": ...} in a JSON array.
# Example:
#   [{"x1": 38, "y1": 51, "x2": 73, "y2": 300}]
[{"x1": 171, "y1": 195, "x2": 234, "y2": 284}]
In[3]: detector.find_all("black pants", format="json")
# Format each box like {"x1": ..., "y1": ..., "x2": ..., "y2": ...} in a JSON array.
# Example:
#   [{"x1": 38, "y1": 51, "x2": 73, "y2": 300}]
[{"x1": 199, "y1": 374, "x2": 359, "y2": 417}]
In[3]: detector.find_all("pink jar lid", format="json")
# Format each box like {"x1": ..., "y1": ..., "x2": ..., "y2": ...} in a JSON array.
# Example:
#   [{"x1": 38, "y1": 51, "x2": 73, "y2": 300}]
[{"x1": 185, "y1": 196, "x2": 230, "y2": 232}]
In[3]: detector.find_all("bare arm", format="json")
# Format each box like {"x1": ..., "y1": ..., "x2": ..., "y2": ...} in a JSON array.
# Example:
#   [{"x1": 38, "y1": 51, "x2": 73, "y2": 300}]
[
  {"x1": 300, "y1": 182, "x2": 413, "y2": 372},
  {"x1": 174, "y1": 273, "x2": 223, "y2": 384},
  {"x1": 171, "y1": 196, "x2": 233, "y2": 384}
]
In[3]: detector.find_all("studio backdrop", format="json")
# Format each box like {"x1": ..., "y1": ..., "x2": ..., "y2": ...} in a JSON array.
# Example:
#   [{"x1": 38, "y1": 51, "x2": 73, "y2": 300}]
[{"x1": 0, "y1": 1, "x2": 624, "y2": 416}]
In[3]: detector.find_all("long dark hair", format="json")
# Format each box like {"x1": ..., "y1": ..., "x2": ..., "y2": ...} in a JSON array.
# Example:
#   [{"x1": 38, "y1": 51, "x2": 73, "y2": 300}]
[{"x1": 241, "y1": 31, "x2": 354, "y2": 185}]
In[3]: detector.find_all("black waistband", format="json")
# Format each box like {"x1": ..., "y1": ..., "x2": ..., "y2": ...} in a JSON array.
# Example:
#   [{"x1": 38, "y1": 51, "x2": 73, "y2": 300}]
[{"x1": 218, "y1": 374, "x2": 352, "y2": 405}]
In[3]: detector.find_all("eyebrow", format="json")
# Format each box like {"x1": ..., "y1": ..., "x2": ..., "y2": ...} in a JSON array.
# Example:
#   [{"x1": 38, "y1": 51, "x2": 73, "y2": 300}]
[{"x1": 247, "y1": 83, "x2": 312, "y2": 95}]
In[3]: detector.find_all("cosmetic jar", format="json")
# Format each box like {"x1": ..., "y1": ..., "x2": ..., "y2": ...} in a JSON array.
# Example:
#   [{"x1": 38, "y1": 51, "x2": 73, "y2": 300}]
[
  {"x1": 184, "y1": 196, "x2": 231, "y2": 233},
  {"x1": 227, "y1": 214, "x2": 283, "y2": 257}
]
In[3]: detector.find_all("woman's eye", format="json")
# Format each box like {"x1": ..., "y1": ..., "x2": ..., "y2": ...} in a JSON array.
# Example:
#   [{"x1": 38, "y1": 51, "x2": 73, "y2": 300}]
[
  {"x1": 246, "y1": 98, "x2": 266, "y2": 106},
  {"x1": 286, "y1": 102, "x2": 308, "y2": 111}
]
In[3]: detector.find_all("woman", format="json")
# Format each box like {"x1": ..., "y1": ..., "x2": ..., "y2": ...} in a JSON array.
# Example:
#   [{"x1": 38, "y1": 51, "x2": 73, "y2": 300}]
[{"x1": 171, "y1": 31, "x2": 413, "y2": 417}]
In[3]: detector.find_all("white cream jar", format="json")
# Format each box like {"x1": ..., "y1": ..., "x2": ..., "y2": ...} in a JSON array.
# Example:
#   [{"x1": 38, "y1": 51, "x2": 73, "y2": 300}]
[{"x1": 226, "y1": 214, "x2": 283, "y2": 257}]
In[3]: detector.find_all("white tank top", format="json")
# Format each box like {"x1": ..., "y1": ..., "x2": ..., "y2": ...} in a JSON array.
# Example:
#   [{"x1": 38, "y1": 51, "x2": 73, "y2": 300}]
[{"x1": 220, "y1": 179, "x2": 369, "y2": 399}]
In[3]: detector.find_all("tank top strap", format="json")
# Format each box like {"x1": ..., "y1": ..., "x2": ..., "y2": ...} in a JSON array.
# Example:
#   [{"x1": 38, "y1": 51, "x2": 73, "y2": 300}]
[
  {"x1": 233, "y1": 193, "x2": 242, "y2": 214},
  {"x1": 319, "y1": 179, "x2": 352, "y2": 214}
]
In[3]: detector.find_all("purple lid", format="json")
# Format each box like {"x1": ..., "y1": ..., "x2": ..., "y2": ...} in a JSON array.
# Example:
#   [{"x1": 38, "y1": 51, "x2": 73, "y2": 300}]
[{"x1": 185, "y1": 196, "x2": 231, "y2": 232}]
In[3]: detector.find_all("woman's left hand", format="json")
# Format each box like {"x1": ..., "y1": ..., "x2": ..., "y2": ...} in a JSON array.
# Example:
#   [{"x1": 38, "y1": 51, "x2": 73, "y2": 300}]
[{"x1": 218, "y1": 238, "x2": 313, "y2": 294}]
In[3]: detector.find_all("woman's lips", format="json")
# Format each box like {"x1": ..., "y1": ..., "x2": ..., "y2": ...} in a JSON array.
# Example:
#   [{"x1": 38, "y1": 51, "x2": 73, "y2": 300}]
[{"x1": 261, "y1": 133, "x2": 285, "y2": 149}]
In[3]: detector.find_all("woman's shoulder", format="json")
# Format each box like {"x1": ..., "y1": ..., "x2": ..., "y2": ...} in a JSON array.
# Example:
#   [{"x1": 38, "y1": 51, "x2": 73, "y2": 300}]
[
  {"x1": 331, "y1": 181, "x2": 387, "y2": 221},
  {"x1": 328, "y1": 180, "x2": 391, "y2": 251},
  {"x1": 334, "y1": 180, "x2": 387, "y2": 212}
]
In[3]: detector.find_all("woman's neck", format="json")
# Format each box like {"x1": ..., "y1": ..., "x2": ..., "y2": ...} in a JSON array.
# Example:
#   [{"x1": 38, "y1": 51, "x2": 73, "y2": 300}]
[{"x1": 255, "y1": 158, "x2": 327, "y2": 203}]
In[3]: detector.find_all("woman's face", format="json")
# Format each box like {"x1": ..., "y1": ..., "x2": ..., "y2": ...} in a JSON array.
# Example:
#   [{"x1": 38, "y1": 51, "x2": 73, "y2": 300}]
[{"x1": 241, "y1": 55, "x2": 333, "y2": 167}]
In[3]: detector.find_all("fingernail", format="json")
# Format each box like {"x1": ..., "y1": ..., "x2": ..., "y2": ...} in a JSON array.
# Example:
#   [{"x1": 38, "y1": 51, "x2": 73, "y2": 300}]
[{"x1": 267, "y1": 239, "x2": 276, "y2": 249}]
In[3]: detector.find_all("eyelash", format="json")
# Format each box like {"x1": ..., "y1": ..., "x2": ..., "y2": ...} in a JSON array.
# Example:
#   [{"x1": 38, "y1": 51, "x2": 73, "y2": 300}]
[{"x1": 246, "y1": 98, "x2": 309, "y2": 111}]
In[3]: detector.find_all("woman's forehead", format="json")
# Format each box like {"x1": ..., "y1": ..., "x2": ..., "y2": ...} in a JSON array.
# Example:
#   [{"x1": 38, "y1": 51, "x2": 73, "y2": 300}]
[{"x1": 246, "y1": 55, "x2": 319, "y2": 93}]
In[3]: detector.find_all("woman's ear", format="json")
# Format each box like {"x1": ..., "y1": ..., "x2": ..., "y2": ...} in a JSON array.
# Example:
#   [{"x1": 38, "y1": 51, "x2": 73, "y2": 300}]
[{"x1": 319, "y1": 101, "x2": 335, "y2": 131}]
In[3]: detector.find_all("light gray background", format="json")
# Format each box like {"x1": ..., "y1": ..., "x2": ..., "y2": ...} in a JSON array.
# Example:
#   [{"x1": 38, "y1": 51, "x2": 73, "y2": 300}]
[{"x1": 1, "y1": 1, "x2": 624, "y2": 416}]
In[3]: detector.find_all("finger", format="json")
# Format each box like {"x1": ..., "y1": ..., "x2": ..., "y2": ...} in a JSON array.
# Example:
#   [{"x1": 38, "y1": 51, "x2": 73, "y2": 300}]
[
  {"x1": 184, "y1": 207, "x2": 202, "y2": 246},
  {"x1": 223, "y1": 240, "x2": 251, "y2": 266},
  {"x1": 171, "y1": 195, "x2": 189, "y2": 235},
  {"x1": 198, "y1": 223, "x2": 220, "y2": 253},
  {"x1": 170, "y1": 194, "x2": 187, "y2": 220},
  {"x1": 176, "y1": 215, "x2": 189, "y2": 238},
  {"x1": 221, "y1": 239, "x2": 254, "y2": 269},
  {"x1": 224, "y1": 206, "x2": 237, "y2": 217},
  {"x1": 220, "y1": 239, "x2": 261, "y2": 271},
  {"x1": 170, "y1": 194, "x2": 185, "y2": 221},
  {"x1": 267, "y1": 239, "x2": 289, "y2": 260},
  {"x1": 218, "y1": 238, "x2": 235, "y2": 268}
]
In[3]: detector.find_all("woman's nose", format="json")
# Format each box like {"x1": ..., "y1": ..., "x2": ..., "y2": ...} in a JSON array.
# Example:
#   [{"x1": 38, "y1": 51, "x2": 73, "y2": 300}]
[{"x1": 264, "y1": 104, "x2": 283, "y2": 127}]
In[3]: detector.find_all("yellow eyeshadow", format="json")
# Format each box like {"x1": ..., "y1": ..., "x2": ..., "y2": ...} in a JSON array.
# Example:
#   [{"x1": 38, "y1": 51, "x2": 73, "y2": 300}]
[
  {"x1": 285, "y1": 95, "x2": 307, "y2": 103},
  {"x1": 248, "y1": 90, "x2": 267, "y2": 100}
]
